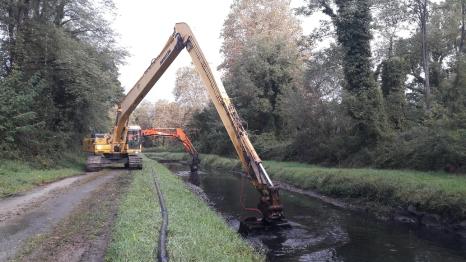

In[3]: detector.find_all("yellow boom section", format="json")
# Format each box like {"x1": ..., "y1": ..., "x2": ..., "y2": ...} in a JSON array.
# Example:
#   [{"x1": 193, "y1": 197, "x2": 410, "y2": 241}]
[{"x1": 108, "y1": 23, "x2": 285, "y2": 223}]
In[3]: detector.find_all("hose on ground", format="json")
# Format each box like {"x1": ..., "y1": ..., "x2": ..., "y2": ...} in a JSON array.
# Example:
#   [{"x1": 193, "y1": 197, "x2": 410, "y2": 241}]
[{"x1": 152, "y1": 172, "x2": 169, "y2": 262}]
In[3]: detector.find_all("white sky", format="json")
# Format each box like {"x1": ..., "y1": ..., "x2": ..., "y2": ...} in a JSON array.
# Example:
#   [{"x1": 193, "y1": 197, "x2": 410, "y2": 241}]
[{"x1": 112, "y1": 0, "x2": 315, "y2": 103}]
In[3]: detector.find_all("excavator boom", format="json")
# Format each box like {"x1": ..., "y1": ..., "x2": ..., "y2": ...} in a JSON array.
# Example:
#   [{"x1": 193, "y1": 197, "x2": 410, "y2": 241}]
[
  {"x1": 173, "y1": 23, "x2": 285, "y2": 224},
  {"x1": 88, "y1": 22, "x2": 287, "y2": 229}
]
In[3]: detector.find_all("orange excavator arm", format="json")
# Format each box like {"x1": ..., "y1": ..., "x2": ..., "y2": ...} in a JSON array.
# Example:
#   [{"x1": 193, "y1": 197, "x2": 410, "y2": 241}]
[{"x1": 142, "y1": 128, "x2": 199, "y2": 172}]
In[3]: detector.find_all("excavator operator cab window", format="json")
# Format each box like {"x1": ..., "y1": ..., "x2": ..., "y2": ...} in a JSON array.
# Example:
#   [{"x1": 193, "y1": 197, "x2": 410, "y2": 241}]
[
  {"x1": 92, "y1": 133, "x2": 105, "y2": 139},
  {"x1": 127, "y1": 129, "x2": 141, "y2": 150}
]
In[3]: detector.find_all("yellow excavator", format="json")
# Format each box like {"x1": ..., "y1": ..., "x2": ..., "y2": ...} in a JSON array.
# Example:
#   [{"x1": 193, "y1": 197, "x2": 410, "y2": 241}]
[{"x1": 83, "y1": 23, "x2": 288, "y2": 230}]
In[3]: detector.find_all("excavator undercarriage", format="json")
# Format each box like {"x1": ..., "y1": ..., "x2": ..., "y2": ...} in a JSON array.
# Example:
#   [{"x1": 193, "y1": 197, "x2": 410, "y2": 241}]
[
  {"x1": 127, "y1": 155, "x2": 143, "y2": 169},
  {"x1": 85, "y1": 154, "x2": 142, "y2": 172}
]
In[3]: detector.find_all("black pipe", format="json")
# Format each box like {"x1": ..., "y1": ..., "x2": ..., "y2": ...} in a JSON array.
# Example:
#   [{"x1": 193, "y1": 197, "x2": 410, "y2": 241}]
[{"x1": 153, "y1": 172, "x2": 169, "y2": 262}]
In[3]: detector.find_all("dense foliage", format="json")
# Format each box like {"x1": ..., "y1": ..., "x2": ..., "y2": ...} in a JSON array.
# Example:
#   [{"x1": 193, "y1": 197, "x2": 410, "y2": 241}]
[
  {"x1": 4, "y1": 0, "x2": 465, "y2": 173},
  {"x1": 187, "y1": 0, "x2": 466, "y2": 172},
  {"x1": 0, "y1": 0, "x2": 124, "y2": 165}
]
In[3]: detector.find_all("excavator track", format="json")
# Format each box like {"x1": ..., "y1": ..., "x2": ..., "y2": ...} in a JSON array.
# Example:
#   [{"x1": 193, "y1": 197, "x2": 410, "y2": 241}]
[
  {"x1": 86, "y1": 155, "x2": 104, "y2": 172},
  {"x1": 128, "y1": 155, "x2": 143, "y2": 170}
]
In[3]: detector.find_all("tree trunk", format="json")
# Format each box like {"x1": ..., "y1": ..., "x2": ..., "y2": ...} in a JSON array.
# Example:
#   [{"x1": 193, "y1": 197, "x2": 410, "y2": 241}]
[
  {"x1": 460, "y1": 0, "x2": 465, "y2": 54},
  {"x1": 419, "y1": 0, "x2": 431, "y2": 110},
  {"x1": 6, "y1": 2, "x2": 15, "y2": 72}
]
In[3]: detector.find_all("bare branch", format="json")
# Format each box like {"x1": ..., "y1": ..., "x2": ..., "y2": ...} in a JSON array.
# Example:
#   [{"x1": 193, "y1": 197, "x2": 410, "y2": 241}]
[{"x1": 319, "y1": 0, "x2": 336, "y2": 18}]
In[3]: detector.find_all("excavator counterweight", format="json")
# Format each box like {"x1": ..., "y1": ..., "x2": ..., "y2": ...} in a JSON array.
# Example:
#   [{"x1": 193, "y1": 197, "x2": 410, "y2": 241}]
[{"x1": 82, "y1": 23, "x2": 289, "y2": 231}]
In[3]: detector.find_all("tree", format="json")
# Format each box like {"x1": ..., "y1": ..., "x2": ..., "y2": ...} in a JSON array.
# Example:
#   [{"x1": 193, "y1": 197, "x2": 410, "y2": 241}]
[
  {"x1": 302, "y1": 44, "x2": 344, "y2": 101},
  {"x1": 224, "y1": 36, "x2": 303, "y2": 136},
  {"x1": 300, "y1": 0, "x2": 388, "y2": 151},
  {"x1": 152, "y1": 100, "x2": 189, "y2": 128},
  {"x1": 131, "y1": 100, "x2": 154, "y2": 129},
  {"x1": 0, "y1": 0, "x2": 125, "y2": 162},
  {"x1": 372, "y1": 0, "x2": 409, "y2": 60},
  {"x1": 220, "y1": 0, "x2": 304, "y2": 139},
  {"x1": 0, "y1": 69, "x2": 44, "y2": 157},
  {"x1": 381, "y1": 57, "x2": 408, "y2": 130},
  {"x1": 410, "y1": 0, "x2": 432, "y2": 110},
  {"x1": 174, "y1": 66, "x2": 209, "y2": 112},
  {"x1": 221, "y1": 0, "x2": 302, "y2": 71},
  {"x1": 460, "y1": 0, "x2": 466, "y2": 54},
  {"x1": 189, "y1": 104, "x2": 234, "y2": 156}
]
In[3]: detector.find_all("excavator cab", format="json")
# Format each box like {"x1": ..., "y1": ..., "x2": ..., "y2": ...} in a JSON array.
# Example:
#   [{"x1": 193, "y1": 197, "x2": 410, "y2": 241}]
[{"x1": 127, "y1": 126, "x2": 142, "y2": 151}]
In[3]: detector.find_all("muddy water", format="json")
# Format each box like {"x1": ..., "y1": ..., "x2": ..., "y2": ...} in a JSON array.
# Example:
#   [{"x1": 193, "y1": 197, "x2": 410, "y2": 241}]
[{"x1": 163, "y1": 162, "x2": 466, "y2": 262}]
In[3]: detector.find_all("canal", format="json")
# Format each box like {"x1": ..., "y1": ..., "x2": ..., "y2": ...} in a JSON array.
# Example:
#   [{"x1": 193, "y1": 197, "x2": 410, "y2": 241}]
[{"x1": 159, "y1": 160, "x2": 466, "y2": 262}]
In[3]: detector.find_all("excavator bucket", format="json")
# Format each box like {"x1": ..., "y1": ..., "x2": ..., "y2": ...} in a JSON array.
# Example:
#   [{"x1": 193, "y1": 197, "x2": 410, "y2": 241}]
[
  {"x1": 189, "y1": 170, "x2": 200, "y2": 186},
  {"x1": 239, "y1": 217, "x2": 291, "y2": 235},
  {"x1": 238, "y1": 186, "x2": 291, "y2": 235}
]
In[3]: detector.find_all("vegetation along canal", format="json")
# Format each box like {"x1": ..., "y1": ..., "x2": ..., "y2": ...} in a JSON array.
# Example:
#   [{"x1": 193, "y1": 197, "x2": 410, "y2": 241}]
[{"x1": 160, "y1": 160, "x2": 466, "y2": 262}]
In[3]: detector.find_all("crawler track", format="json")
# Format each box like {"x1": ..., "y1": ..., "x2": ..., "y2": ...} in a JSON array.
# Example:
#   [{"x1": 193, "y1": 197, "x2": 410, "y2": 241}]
[{"x1": 128, "y1": 155, "x2": 143, "y2": 169}]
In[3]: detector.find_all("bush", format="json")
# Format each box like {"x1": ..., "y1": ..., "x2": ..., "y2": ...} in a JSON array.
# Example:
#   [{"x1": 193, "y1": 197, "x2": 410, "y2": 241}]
[
  {"x1": 376, "y1": 126, "x2": 466, "y2": 172},
  {"x1": 250, "y1": 132, "x2": 291, "y2": 161}
]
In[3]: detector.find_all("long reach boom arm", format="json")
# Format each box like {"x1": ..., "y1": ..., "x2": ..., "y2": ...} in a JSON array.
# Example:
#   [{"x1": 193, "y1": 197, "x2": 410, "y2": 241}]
[{"x1": 114, "y1": 23, "x2": 285, "y2": 224}]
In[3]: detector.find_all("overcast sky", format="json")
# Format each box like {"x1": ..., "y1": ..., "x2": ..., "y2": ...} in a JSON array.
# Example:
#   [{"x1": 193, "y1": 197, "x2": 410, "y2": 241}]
[{"x1": 112, "y1": 0, "x2": 314, "y2": 103}]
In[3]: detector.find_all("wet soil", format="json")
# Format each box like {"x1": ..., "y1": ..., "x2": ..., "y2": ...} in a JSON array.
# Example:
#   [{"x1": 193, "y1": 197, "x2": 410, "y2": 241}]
[{"x1": 0, "y1": 168, "x2": 131, "y2": 261}]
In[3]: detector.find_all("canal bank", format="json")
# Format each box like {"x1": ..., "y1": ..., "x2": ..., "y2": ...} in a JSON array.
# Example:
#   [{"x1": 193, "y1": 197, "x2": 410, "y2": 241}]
[
  {"x1": 147, "y1": 152, "x2": 466, "y2": 240},
  {"x1": 105, "y1": 156, "x2": 263, "y2": 261},
  {"x1": 154, "y1": 156, "x2": 466, "y2": 261}
]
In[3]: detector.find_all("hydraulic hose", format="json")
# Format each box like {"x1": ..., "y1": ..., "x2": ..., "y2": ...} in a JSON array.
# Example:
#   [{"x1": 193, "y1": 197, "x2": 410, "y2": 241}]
[{"x1": 152, "y1": 172, "x2": 169, "y2": 262}]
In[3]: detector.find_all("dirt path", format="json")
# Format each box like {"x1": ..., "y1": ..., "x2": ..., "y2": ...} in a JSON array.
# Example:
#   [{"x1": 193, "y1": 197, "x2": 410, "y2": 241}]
[{"x1": 0, "y1": 168, "x2": 129, "y2": 261}]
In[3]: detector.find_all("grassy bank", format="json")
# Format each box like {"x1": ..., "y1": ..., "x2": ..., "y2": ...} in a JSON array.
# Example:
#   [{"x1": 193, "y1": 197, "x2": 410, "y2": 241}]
[
  {"x1": 106, "y1": 156, "x2": 263, "y2": 261},
  {"x1": 0, "y1": 154, "x2": 84, "y2": 198},
  {"x1": 148, "y1": 152, "x2": 466, "y2": 222}
]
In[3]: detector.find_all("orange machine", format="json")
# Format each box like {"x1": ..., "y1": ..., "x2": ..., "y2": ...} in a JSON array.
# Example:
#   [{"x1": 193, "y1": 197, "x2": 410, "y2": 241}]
[{"x1": 142, "y1": 128, "x2": 200, "y2": 172}]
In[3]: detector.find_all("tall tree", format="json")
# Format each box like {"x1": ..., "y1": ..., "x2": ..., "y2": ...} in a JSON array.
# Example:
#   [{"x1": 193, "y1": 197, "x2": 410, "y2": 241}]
[
  {"x1": 224, "y1": 36, "x2": 303, "y2": 136},
  {"x1": 372, "y1": 0, "x2": 409, "y2": 60},
  {"x1": 0, "y1": 0, "x2": 124, "y2": 161},
  {"x1": 220, "y1": 0, "x2": 302, "y2": 71},
  {"x1": 381, "y1": 57, "x2": 407, "y2": 130},
  {"x1": 131, "y1": 100, "x2": 154, "y2": 130},
  {"x1": 411, "y1": 0, "x2": 431, "y2": 110},
  {"x1": 460, "y1": 0, "x2": 466, "y2": 54},
  {"x1": 220, "y1": 0, "x2": 304, "y2": 137},
  {"x1": 301, "y1": 0, "x2": 387, "y2": 151},
  {"x1": 152, "y1": 100, "x2": 189, "y2": 128},
  {"x1": 174, "y1": 66, "x2": 209, "y2": 113}
]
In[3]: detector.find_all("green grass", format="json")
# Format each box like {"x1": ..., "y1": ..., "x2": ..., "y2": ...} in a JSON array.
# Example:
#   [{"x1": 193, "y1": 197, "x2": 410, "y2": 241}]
[
  {"x1": 0, "y1": 154, "x2": 84, "y2": 198},
  {"x1": 106, "y1": 156, "x2": 263, "y2": 261},
  {"x1": 148, "y1": 152, "x2": 466, "y2": 221}
]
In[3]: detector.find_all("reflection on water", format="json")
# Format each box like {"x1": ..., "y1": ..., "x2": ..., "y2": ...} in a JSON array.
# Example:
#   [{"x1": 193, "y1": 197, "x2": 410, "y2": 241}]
[{"x1": 163, "y1": 161, "x2": 466, "y2": 262}]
